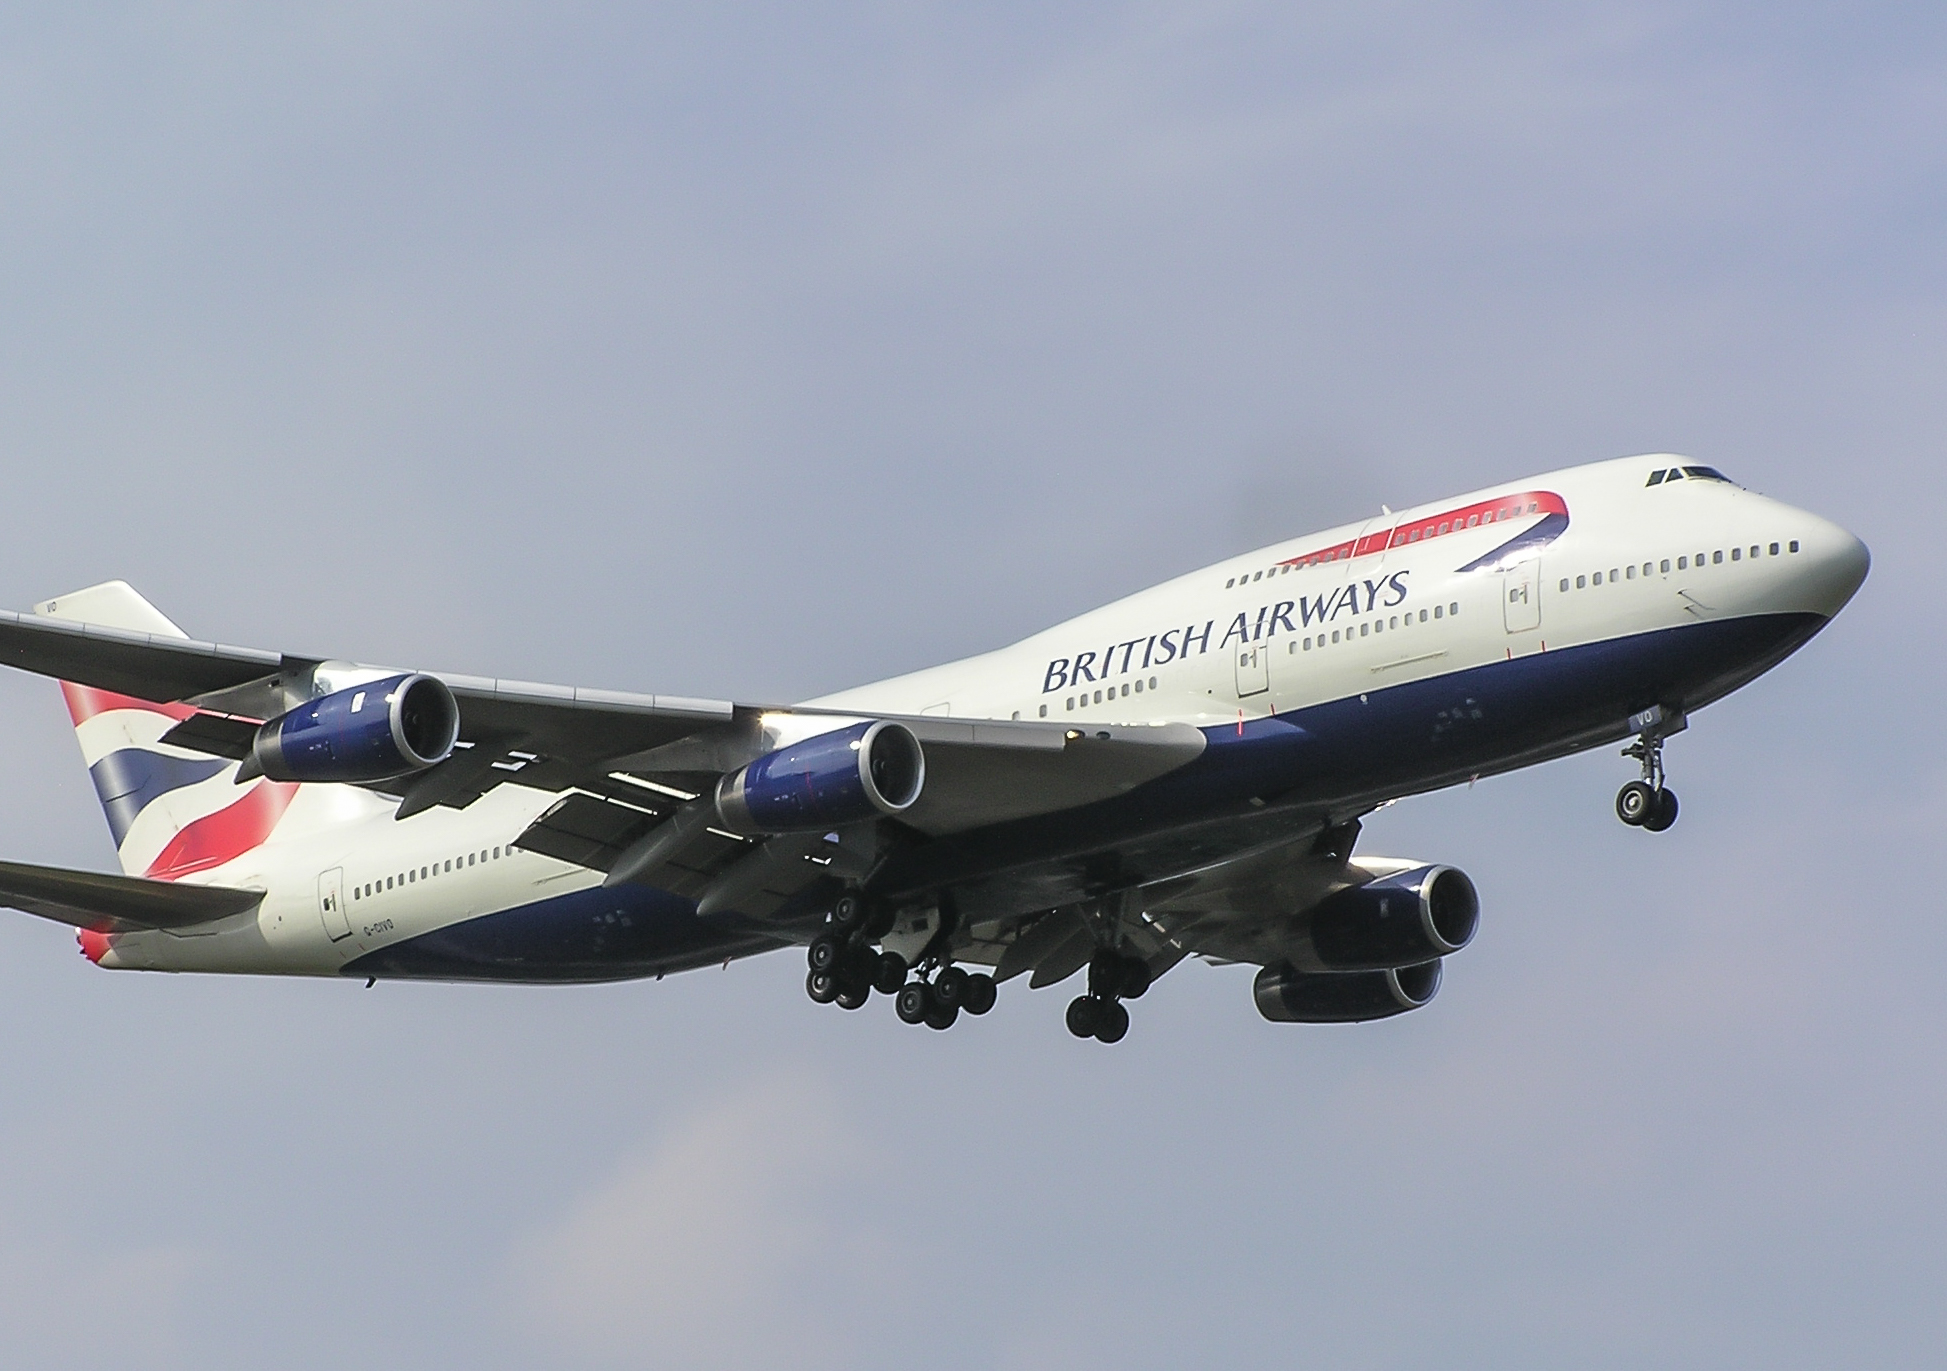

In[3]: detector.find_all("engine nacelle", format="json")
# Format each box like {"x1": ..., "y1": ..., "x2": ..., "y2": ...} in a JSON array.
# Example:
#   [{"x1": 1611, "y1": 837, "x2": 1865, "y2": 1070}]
[
  {"x1": 1297, "y1": 864, "x2": 1479, "y2": 971},
  {"x1": 715, "y1": 720, "x2": 924, "y2": 833},
  {"x1": 250, "y1": 673, "x2": 460, "y2": 783},
  {"x1": 1253, "y1": 959, "x2": 1442, "y2": 1023}
]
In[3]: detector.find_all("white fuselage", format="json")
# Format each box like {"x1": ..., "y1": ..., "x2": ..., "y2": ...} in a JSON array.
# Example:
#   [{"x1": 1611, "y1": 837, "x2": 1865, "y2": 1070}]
[{"x1": 94, "y1": 454, "x2": 1868, "y2": 978}]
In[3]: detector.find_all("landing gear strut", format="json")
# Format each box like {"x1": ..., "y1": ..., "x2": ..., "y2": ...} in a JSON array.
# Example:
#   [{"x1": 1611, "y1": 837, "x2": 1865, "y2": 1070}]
[
  {"x1": 1067, "y1": 949, "x2": 1149, "y2": 1044},
  {"x1": 1617, "y1": 705, "x2": 1682, "y2": 832}
]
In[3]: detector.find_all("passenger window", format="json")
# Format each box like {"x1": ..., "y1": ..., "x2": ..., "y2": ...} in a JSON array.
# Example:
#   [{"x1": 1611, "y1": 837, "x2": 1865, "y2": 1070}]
[
  {"x1": 1661, "y1": 559, "x2": 1671, "y2": 572},
  {"x1": 1750, "y1": 545, "x2": 1760, "y2": 558},
  {"x1": 1094, "y1": 690, "x2": 1103, "y2": 703},
  {"x1": 1359, "y1": 622, "x2": 1368, "y2": 637},
  {"x1": 1332, "y1": 630, "x2": 1340, "y2": 643},
  {"x1": 1592, "y1": 572, "x2": 1602, "y2": 586},
  {"x1": 1449, "y1": 602, "x2": 1458, "y2": 615},
  {"x1": 1303, "y1": 637, "x2": 1312, "y2": 650},
  {"x1": 1389, "y1": 616, "x2": 1398, "y2": 629},
  {"x1": 1438, "y1": 522, "x2": 1450, "y2": 535},
  {"x1": 1576, "y1": 575, "x2": 1586, "y2": 588},
  {"x1": 1559, "y1": 579, "x2": 1570, "y2": 592},
  {"x1": 1419, "y1": 609, "x2": 1428, "y2": 622},
  {"x1": 1434, "y1": 605, "x2": 1443, "y2": 619},
  {"x1": 1769, "y1": 543, "x2": 1780, "y2": 556},
  {"x1": 1790, "y1": 540, "x2": 1799, "y2": 552},
  {"x1": 1252, "y1": 571, "x2": 1262, "y2": 582},
  {"x1": 1713, "y1": 551, "x2": 1723, "y2": 564},
  {"x1": 1677, "y1": 556, "x2": 1687, "y2": 569},
  {"x1": 1225, "y1": 578, "x2": 1234, "y2": 588},
  {"x1": 1731, "y1": 547, "x2": 1740, "y2": 561},
  {"x1": 1625, "y1": 565, "x2": 1635, "y2": 579},
  {"x1": 1121, "y1": 683, "x2": 1130, "y2": 697},
  {"x1": 1149, "y1": 677, "x2": 1157, "y2": 689}
]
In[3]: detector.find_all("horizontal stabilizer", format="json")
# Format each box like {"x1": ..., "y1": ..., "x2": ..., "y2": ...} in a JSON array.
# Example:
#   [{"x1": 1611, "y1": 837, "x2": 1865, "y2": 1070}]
[{"x1": 0, "y1": 858, "x2": 262, "y2": 933}]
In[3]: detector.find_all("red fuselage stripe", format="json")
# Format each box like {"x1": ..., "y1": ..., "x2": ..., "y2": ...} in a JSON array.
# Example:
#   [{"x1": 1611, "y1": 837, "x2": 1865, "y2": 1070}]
[{"x1": 1275, "y1": 491, "x2": 1569, "y2": 569}]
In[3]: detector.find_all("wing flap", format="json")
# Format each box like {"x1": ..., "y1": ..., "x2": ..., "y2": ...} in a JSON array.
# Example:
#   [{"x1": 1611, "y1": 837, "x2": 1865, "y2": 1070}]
[{"x1": 0, "y1": 859, "x2": 263, "y2": 933}]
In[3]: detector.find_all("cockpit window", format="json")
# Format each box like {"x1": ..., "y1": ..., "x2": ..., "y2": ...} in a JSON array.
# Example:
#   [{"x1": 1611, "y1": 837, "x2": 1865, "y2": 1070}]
[
  {"x1": 1681, "y1": 465, "x2": 1733, "y2": 483},
  {"x1": 1646, "y1": 469, "x2": 1667, "y2": 485}
]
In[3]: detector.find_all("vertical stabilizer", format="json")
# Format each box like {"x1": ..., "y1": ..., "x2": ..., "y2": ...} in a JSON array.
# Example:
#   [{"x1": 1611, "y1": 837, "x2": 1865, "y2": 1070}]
[{"x1": 35, "y1": 583, "x2": 309, "y2": 879}]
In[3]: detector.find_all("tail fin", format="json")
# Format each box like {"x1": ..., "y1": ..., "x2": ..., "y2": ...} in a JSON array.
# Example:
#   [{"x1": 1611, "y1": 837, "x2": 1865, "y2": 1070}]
[{"x1": 36, "y1": 582, "x2": 303, "y2": 880}]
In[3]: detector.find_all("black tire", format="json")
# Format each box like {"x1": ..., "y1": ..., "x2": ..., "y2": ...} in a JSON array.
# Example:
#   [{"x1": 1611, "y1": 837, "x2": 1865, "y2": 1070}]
[
  {"x1": 1643, "y1": 787, "x2": 1679, "y2": 832},
  {"x1": 832, "y1": 893, "x2": 864, "y2": 932},
  {"x1": 924, "y1": 1001, "x2": 959, "y2": 1031},
  {"x1": 1120, "y1": 957, "x2": 1152, "y2": 1000},
  {"x1": 873, "y1": 950, "x2": 908, "y2": 995},
  {"x1": 835, "y1": 981, "x2": 870, "y2": 1010},
  {"x1": 962, "y1": 972, "x2": 997, "y2": 1015},
  {"x1": 1094, "y1": 999, "x2": 1129, "y2": 1044},
  {"x1": 808, "y1": 934, "x2": 843, "y2": 973},
  {"x1": 934, "y1": 965, "x2": 969, "y2": 1008},
  {"x1": 1087, "y1": 949, "x2": 1122, "y2": 998},
  {"x1": 1066, "y1": 995, "x2": 1100, "y2": 1039},
  {"x1": 895, "y1": 980, "x2": 934, "y2": 1025},
  {"x1": 865, "y1": 904, "x2": 897, "y2": 940},
  {"x1": 806, "y1": 968, "x2": 839, "y2": 1004},
  {"x1": 1616, "y1": 780, "x2": 1657, "y2": 826}
]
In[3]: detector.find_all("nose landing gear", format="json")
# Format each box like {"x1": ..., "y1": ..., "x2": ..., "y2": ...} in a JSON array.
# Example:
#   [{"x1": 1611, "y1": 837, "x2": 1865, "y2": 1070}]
[{"x1": 1617, "y1": 705, "x2": 1682, "y2": 832}]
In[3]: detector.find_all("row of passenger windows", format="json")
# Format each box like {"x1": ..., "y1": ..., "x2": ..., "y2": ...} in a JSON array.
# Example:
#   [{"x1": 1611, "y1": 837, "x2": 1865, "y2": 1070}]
[
  {"x1": 353, "y1": 845, "x2": 509, "y2": 901},
  {"x1": 1560, "y1": 539, "x2": 1799, "y2": 593},
  {"x1": 1063, "y1": 676, "x2": 1160, "y2": 711},
  {"x1": 1291, "y1": 601, "x2": 1461, "y2": 651}
]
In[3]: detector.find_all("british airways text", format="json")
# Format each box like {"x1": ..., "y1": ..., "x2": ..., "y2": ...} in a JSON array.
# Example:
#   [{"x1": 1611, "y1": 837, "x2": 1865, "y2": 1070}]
[{"x1": 1042, "y1": 572, "x2": 1412, "y2": 693}]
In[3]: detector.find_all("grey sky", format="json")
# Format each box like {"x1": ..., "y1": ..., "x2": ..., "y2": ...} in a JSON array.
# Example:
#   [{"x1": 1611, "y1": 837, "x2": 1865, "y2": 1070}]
[{"x1": 0, "y1": 5, "x2": 1938, "y2": 1367}]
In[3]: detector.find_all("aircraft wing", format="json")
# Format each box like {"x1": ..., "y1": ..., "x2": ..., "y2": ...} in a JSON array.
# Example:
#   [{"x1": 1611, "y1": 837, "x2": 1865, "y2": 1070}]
[
  {"x1": 0, "y1": 601, "x2": 1205, "y2": 836},
  {"x1": 0, "y1": 858, "x2": 263, "y2": 933}
]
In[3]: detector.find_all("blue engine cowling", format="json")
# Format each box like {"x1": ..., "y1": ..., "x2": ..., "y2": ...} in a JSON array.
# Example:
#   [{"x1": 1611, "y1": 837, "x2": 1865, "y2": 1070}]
[
  {"x1": 250, "y1": 673, "x2": 460, "y2": 783},
  {"x1": 1253, "y1": 959, "x2": 1442, "y2": 1023},
  {"x1": 715, "y1": 720, "x2": 925, "y2": 833},
  {"x1": 1298, "y1": 865, "x2": 1479, "y2": 971}
]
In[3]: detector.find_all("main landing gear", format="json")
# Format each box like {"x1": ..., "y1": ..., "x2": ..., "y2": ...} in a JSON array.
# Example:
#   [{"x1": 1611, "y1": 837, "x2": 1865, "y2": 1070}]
[
  {"x1": 1066, "y1": 949, "x2": 1151, "y2": 1045},
  {"x1": 803, "y1": 891, "x2": 996, "y2": 1030},
  {"x1": 1616, "y1": 705, "x2": 1682, "y2": 833}
]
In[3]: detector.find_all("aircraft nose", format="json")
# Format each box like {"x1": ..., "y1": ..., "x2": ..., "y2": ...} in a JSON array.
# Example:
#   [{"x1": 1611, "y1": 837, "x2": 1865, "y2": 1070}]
[{"x1": 1796, "y1": 516, "x2": 1870, "y2": 618}]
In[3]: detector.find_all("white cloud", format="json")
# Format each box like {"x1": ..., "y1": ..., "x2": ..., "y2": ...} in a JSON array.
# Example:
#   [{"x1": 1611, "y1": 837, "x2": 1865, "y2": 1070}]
[{"x1": 510, "y1": 1072, "x2": 882, "y2": 1369}]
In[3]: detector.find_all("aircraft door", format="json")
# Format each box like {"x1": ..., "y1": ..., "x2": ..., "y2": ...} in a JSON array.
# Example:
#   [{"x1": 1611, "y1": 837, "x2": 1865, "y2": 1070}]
[
  {"x1": 318, "y1": 868, "x2": 351, "y2": 941},
  {"x1": 1502, "y1": 563, "x2": 1541, "y2": 633},
  {"x1": 1234, "y1": 641, "x2": 1269, "y2": 697}
]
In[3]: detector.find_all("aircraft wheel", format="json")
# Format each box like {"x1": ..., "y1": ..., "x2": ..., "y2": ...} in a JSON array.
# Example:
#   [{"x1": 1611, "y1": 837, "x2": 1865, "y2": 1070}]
[
  {"x1": 873, "y1": 951, "x2": 909, "y2": 995},
  {"x1": 895, "y1": 980, "x2": 934, "y2": 1025},
  {"x1": 1066, "y1": 995, "x2": 1100, "y2": 1039},
  {"x1": 934, "y1": 965, "x2": 969, "y2": 1009},
  {"x1": 835, "y1": 981, "x2": 870, "y2": 1010},
  {"x1": 1119, "y1": 958, "x2": 1152, "y2": 999},
  {"x1": 808, "y1": 934, "x2": 843, "y2": 973},
  {"x1": 807, "y1": 968, "x2": 839, "y2": 1004},
  {"x1": 925, "y1": 1001, "x2": 959, "y2": 1030},
  {"x1": 1642, "y1": 787, "x2": 1679, "y2": 832},
  {"x1": 831, "y1": 893, "x2": 864, "y2": 933},
  {"x1": 1615, "y1": 780, "x2": 1657, "y2": 827},
  {"x1": 962, "y1": 972, "x2": 997, "y2": 1016},
  {"x1": 1094, "y1": 999, "x2": 1130, "y2": 1044}
]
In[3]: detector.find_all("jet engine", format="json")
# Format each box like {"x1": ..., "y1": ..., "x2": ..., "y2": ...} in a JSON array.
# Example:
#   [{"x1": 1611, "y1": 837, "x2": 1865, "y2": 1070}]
[
  {"x1": 1296, "y1": 864, "x2": 1478, "y2": 971},
  {"x1": 247, "y1": 673, "x2": 460, "y2": 783},
  {"x1": 1253, "y1": 959, "x2": 1442, "y2": 1023},
  {"x1": 715, "y1": 720, "x2": 924, "y2": 833}
]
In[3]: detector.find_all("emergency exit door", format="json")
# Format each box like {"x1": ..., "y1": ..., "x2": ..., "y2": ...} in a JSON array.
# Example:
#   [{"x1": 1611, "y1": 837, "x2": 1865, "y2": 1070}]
[
  {"x1": 1234, "y1": 641, "x2": 1269, "y2": 697},
  {"x1": 1502, "y1": 564, "x2": 1541, "y2": 633},
  {"x1": 318, "y1": 868, "x2": 350, "y2": 941}
]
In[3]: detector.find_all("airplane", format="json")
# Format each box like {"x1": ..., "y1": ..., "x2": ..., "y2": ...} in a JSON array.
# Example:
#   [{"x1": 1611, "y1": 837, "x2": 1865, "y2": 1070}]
[{"x1": 0, "y1": 454, "x2": 1867, "y2": 1042}]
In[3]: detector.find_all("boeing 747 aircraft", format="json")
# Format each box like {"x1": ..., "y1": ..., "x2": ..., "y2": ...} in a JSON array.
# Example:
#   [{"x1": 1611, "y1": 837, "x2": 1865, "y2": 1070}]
[{"x1": 0, "y1": 455, "x2": 1867, "y2": 1041}]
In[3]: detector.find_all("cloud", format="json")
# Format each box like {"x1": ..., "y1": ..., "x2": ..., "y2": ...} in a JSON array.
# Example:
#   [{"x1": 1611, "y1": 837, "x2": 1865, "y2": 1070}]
[{"x1": 509, "y1": 1072, "x2": 881, "y2": 1369}]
